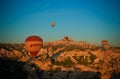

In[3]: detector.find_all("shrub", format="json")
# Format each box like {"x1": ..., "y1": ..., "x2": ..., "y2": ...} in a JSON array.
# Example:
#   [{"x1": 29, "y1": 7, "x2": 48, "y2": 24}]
[
  {"x1": 54, "y1": 57, "x2": 75, "y2": 67},
  {"x1": 74, "y1": 56, "x2": 89, "y2": 66},
  {"x1": 89, "y1": 52, "x2": 97, "y2": 62},
  {"x1": 74, "y1": 52, "x2": 97, "y2": 66}
]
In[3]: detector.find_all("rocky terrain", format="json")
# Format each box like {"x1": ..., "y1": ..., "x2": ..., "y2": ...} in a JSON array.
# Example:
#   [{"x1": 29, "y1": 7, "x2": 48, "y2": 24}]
[{"x1": 0, "y1": 36, "x2": 120, "y2": 79}]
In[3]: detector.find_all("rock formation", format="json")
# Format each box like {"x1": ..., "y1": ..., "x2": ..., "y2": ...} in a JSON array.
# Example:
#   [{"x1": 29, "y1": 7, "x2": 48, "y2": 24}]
[{"x1": 0, "y1": 37, "x2": 120, "y2": 79}]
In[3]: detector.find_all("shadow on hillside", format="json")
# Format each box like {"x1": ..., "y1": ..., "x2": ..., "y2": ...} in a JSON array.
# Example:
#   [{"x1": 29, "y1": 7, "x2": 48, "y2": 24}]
[
  {"x1": 51, "y1": 50, "x2": 64, "y2": 63},
  {"x1": 0, "y1": 58, "x2": 28, "y2": 79},
  {"x1": 110, "y1": 72, "x2": 120, "y2": 79},
  {"x1": 0, "y1": 58, "x2": 119, "y2": 79}
]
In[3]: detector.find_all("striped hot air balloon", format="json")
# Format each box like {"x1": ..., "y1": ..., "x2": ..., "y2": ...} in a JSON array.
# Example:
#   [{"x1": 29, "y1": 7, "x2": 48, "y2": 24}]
[
  {"x1": 101, "y1": 40, "x2": 108, "y2": 45},
  {"x1": 25, "y1": 35, "x2": 43, "y2": 57}
]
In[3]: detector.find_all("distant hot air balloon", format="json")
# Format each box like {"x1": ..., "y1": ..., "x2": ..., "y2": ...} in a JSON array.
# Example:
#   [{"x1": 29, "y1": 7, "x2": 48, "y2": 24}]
[
  {"x1": 101, "y1": 40, "x2": 108, "y2": 45},
  {"x1": 25, "y1": 35, "x2": 43, "y2": 57},
  {"x1": 51, "y1": 22, "x2": 55, "y2": 27}
]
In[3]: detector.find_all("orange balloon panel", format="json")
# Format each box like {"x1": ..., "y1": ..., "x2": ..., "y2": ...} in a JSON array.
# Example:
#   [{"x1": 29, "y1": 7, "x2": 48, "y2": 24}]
[{"x1": 25, "y1": 36, "x2": 43, "y2": 57}]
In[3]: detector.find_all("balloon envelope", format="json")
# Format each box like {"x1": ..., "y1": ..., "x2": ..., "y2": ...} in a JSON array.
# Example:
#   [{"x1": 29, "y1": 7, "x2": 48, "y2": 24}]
[
  {"x1": 51, "y1": 22, "x2": 55, "y2": 27},
  {"x1": 25, "y1": 35, "x2": 43, "y2": 57},
  {"x1": 101, "y1": 40, "x2": 108, "y2": 45}
]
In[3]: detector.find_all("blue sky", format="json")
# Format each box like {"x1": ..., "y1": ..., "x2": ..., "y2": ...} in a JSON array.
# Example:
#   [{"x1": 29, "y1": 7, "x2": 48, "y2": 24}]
[{"x1": 0, "y1": 0, "x2": 120, "y2": 46}]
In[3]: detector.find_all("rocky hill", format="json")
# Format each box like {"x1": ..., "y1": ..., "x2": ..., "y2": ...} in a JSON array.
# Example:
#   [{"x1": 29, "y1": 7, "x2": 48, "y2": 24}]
[{"x1": 0, "y1": 37, "x2": 120, "y2": 79}]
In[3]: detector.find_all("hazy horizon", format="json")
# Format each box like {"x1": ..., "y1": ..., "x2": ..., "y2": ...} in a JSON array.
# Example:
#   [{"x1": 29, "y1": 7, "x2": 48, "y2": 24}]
[{"x1": 0, "y1": 0, "x2": 120, "y2": 46}]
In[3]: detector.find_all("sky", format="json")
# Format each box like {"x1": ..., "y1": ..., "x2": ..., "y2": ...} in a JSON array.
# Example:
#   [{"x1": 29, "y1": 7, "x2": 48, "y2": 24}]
[{"x1": 0, "y1": 0, "x2": 120, "y2": 46}]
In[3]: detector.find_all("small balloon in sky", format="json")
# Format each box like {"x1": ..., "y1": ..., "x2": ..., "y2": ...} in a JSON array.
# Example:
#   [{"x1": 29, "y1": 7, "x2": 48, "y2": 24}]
[
  {"x1": 51, "y1": 22, "x2": 55, "y2": 27},
  {"x1": 25, "y1": 35, "x2": 43, "y2": 57}
]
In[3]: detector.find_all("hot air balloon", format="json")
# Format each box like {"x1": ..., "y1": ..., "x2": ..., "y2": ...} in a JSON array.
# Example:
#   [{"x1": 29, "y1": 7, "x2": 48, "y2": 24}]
[
  {"x1": 25, "y1": 35, "x2": 43, "y2": 57},
  {"x1": 101, "y1": 40, "x2": 111, "y2": 51},
  {"x1": 101, "y1": 40, "x2": 108, "y2": 45},
  {"x1": 51, "y1": 22, "x2": 55, "y2": 27}
]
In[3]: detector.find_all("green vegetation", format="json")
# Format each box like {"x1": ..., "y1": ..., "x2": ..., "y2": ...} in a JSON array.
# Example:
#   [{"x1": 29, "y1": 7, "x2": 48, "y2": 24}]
[
  {"x1": 0, "y1": 44, "x2": 24, "y2": 52},
  {"x1": 54, "y1": 52, "x2": 97, "y2": 67},
  {"x1": 54, "y1": 57, "x2": 75, "y2": 67},
  {"x1": 64, "y1": 45, "x2": 77, "y2": 51},
  {"x1": 74, "y1": 56, "x2": 89, "y2": 66},
  {"x1": 73, "y1": 52, "x2": 97, "y2": 66},
  {"x1": 52, "y1": 44, "x2": 64, "y2": 51},
  {"x1": 88, "y1": 52, "x2": 97, "y2": 62}
]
